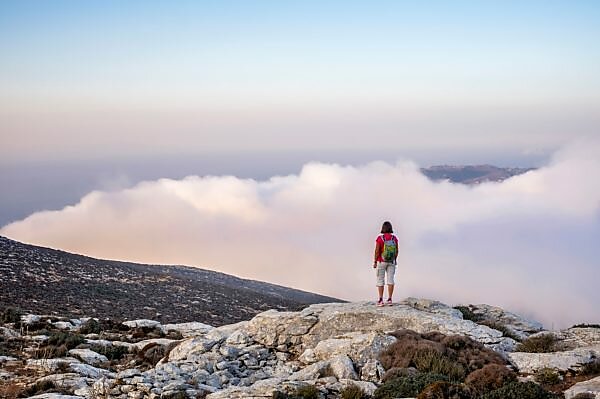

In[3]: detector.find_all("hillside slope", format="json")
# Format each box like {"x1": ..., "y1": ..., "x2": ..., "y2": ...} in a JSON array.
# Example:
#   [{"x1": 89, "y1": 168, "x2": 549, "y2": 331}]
[{"x1": 0, "y1": 236, "x2": 340, "y2": 325}]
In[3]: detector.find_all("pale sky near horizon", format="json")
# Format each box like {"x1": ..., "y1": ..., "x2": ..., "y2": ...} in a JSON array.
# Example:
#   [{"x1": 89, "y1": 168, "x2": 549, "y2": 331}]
[{"x1": 1, "y1": 1, "x2": 599, "y2": 163}]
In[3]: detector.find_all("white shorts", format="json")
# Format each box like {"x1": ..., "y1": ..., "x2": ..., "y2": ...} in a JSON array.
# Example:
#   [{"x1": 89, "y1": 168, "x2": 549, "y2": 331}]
[{"x1": 376, "y1": 262, "x2": 396, "y2": 287}]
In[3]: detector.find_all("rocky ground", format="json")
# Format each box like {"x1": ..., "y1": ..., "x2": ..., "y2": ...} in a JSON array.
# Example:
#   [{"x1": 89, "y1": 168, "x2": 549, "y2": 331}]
[
  {"x1": 1, "y1": 298, "x2": 599, "y2": 399},
  {"x1": 0, "y1": 236, "x2": 340, "y2": 325}
]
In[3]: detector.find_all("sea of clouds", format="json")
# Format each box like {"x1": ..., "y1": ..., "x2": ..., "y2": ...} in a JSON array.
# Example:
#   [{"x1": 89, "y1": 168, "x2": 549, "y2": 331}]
[{"x1": 2, "y1": 139, "x2": 599, "y2": 329}]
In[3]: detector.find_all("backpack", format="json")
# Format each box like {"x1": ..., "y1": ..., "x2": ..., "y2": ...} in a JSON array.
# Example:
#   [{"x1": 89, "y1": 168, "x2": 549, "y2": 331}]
[{"x1": 381, "y1": 234, "x2": 398, "y2": 262}]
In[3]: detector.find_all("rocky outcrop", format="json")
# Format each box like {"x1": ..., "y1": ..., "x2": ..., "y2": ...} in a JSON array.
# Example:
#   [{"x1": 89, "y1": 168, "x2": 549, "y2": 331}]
[
  {"x1": 564, "y1": 375, "x2": 600, "y2": 398},
  {"x1": 5, "y1": 299, "x2": 596, "y2": 399},
  {"x1": 456, "y1": 303, "x2": 544, "y2": 339}
]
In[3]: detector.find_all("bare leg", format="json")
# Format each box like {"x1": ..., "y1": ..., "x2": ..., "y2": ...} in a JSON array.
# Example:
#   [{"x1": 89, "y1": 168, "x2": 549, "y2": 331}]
[
  {"x1": 377, "y1": 286, "x2": 384, "y2": 299},
  {"x1": 387, "y1": 284, "x2": 394, "y2": 300}
]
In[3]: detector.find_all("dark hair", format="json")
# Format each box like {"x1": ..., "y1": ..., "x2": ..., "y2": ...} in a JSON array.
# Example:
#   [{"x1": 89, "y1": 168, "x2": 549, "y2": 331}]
[{"x1": 381, "y1": 221, "x2": 393, "y2": 234}]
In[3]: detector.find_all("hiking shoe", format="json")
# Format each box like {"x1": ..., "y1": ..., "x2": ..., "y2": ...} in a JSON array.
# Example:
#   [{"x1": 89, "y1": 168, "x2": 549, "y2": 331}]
[
  {"x1": 386, "y1": 298, "x2": 393, "y2": 306},
  {"x1": 376, "y1": 299, "x2": 384, "y2": 307}
]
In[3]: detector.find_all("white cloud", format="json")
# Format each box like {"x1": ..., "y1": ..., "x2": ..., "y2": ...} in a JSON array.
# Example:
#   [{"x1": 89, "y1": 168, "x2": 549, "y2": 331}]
[{"x1": 2, "y1": 139, "x2": 599, "y2": 329}]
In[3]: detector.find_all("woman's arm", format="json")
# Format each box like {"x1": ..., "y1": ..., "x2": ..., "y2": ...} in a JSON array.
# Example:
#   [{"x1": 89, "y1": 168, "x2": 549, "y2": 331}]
[{"x1": 373, "y1": 239, "x2": 382, "y2": 268}]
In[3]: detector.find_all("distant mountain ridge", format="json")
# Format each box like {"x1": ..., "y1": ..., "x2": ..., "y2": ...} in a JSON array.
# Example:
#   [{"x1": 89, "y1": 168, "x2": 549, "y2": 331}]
[
  {"x1": 0, "y1": 236, "x2": 341, "y2": 325},
  {"x1": 421, "y1": 165, "x2": 534, "y2": 184}
]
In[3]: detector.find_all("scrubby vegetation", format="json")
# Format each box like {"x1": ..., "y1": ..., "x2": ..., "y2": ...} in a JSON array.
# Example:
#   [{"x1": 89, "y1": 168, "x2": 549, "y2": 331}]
[
  {"x1": 374, "y1": 329, "x2": 559, "y2": 399},
  {"x1": 273, "y1": 384, "x2": 321, "y2": 399},
  {"x1": 572, "y1": 393, "x2": 596, "y2": 399},
  {"x1": 515, "y1": 333, "x2": 561, "y2": 353},
  {"x1": 480, "y1": 381, "x2": 560, "y2": 399},
  {"x1": 379, "y1": 330, "x2": 505, "y2": 381},
  {"x1": 1, "y1": 307, "x2": 22, "y2": 323},
  {"x1": 535, "y1": 367, "x2": 561, "y2": 385},
  {"x1": 580, "y1": 359, "x2": 600, "y2": 376},
  {"x1": 478, "y1": 320, "x2": 521, "y2": 342},
  {"x1": 373, "y1": 372, "x2": 450, "y2": 399},
  {"x1": 464, "y1": 364, "x2": 516, "y2": 395},
  {"x1": 416, "y1": 381, "x2": 472, "y2": 399},
  {"x1": 340, "y1": 384, "x2": 367, "y2": 399}
]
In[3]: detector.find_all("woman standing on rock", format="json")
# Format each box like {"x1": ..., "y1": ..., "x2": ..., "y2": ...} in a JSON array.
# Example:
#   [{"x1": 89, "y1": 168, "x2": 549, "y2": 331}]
[{"x1": 373, "y1": 221, "x2": 398, "y2": 307}]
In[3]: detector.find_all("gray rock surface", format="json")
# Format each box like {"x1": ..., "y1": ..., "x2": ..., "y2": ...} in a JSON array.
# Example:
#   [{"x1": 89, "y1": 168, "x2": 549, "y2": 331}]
[
  {"x1": 508, "y1": 346, "x2": 600, "y2": 373},
  {"x1": 564, "y1": 375, "x2": 600, "y2": 399}
]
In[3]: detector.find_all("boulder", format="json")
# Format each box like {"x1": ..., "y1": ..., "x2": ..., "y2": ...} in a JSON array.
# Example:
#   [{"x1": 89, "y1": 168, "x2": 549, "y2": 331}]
[
  {"x1": 508, "y1": 346, "x2": 600, "y2": 373},
  {"x1": 27, "y1": 357, "x2": 81, "y2": 372},
  {"x1": 456, "y1": 303, "x2": 544, "y2": 339},
  {"x1": 329, "y1": 354, "x2": 358, "y2": 380},
  {"x1": 68, "y1": 348, "x2": 108, "y2": 366},
  {"x1": 311, "y1": 331, "x2": 396, "y2": 367},
  {"x1": 564, "y1": 375, "x2": 600, "y2": 399},
  {"x1": 162, "y1": 322, "x2": 214, "y2": 337},
  {"x1": 21, "y1": 314, "x2": 42, "y2": 325},
  {"x1": 123, "y1": 319, "x2": 162, "y2": 329},
  {"x1": 245, "y1": 301, "x2": 512, "y2": 355}
]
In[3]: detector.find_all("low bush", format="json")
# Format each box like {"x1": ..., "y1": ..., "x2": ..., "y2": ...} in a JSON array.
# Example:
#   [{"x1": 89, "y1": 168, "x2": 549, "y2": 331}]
[
  {"x1": 416, "y1": 381, "x2": 472, "y2": 399},
  {"x1": 91, "y1": 344, "x2": 129, "y2": 361},
  {"x1": 379, "y1": 329, "x2": 506, "y2": 383},
  {"x1": 18, "y1": 380, "x2": 71, "y2": 398},
  {"x1": 534, "y1": 368, "x2": 561, "y2": 385},
  {"x1": 340, "y1": 384, "x2": 367, "y2": 399},
  {"x1": 580, "y1": 359, "x2": 600, "y2": 376},
  {"x1": 373, "y1": 372, "x2": 449, "y2": 399},
  {"x1": 464, "y1": 363, "x2": 516, "y2": 395},
  {"x1": 272, "y1": 384, "x2": 321, "y2": 399},
  {"x1": 47, "y1": 332, "x2": 85, "y2": 349},
  {"x1": 1, "y1": 307, "x2": 22, "y2": 323},
  {"x1": 481, "y1": 381, "x2": 560, "y2": 399},
  {"x1": 381, "y1": 367, "x2": 418, "y2": 382},
  {"x1": 79, "y1": 319, "x2": 101, "y2": 334},
  {"x1": 515, "y1": 333, "x2": 560, "y2": 353},
  {"x1": 32, "y1": 344, "x2": 68, "y2": 359}
]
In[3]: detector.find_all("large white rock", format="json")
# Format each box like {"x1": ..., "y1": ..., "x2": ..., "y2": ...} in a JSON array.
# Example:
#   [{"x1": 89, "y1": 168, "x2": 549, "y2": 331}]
[
  {"x1": 130, "y1": 338, "x2": 179, "y2": 350},
  {"x1": 69, "y1": 362, "x2": 116, "y2": 379},
  {"x1": 329, "y1": 354, "x2": 358, "y2": 380},
  {"x1": 122, "y1": 319, "x2": 162, "y2": 329},
  {"x1": 21, "y1": 314, "x2": 41, "y2": 325},
  {"x1": 245, "y1": 300, "x2": 512, "y2": 355},
  {"x1": 456, "y1": 303, "x2": 544, "y2": 339},
  {"x1": 162, "y1": 322, "x2": 214, "y2": 337},
  {"x1": 508, "y1": 346, "x2": 600, "y2": 373},
  {"x1": 27, "y1": 357, "x2": 81, "y2": 372},
  {"x1": 68, "y1": 348, "x2": 108, "y2": 366},
  {"x1": 564, "y1": 375, "x2": 600, "y2": 399},
  {"x1": 311, "y1": 331, "x2": 396, "y2": 367}
]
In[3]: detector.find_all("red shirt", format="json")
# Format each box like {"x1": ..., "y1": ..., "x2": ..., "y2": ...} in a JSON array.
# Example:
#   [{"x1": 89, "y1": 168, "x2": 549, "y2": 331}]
[{"x1": 375, "y1": 233, "x2": 399, "y2": 263}]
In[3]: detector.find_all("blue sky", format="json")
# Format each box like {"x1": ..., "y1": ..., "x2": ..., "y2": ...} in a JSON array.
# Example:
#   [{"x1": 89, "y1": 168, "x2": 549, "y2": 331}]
[{"x1": 1, "y1": 1, "x2": 599, "y2": 163}]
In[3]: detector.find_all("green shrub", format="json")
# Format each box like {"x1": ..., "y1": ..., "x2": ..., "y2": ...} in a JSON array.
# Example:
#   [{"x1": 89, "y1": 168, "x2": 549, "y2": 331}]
[
  {"x1": 288, "y1": 384, "x2": 320, "y2": 399},
  {"x1": 18, "y1": 380, "x2": 71, "y2": 397},
  {"x1": 47, "y1": 332, "x2": 85, "y2": 349},
  {"x1": 79, "y1": 319, "x2": 101, "y2": 334},
  {"x1": 413, "y1": 348, "x2": 466, "y2": 382},
  {"x1": 381, "y1": 367, "x2": 418, "y2": 382},
  {"x1": 464, "y1": 364, "x2": 516, "y2": 395},
  {"x1": 481, "y1": 381, "x2": 559, "y2": 399},
  {"x1": 1, "y1": 307, "x2": 22, "y2": 323},
  {"x1": 416, "y1": 381, "x2": 472, "y2": 399},
  {"x1": 340, "y1": 384, "x2": 367, "y2": 399},
  {"x1": 379, "y1": 329, "x2": 506, "y2": 383},
  {"x1": 515, "y1": 334, "x2": 560, "y2": 353},
  {"x1": 373, "y1": 372, "x2": 449, "y2": 399},
  {"x1": 91, "y1": 344, "x2": 129, "y2": 361},
  {"x1": 580, "y1": 359, "x2": 600, "y2": 375},
  {"x1": 534, "y1": 368, "x2": 560, "y2": 385}
]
